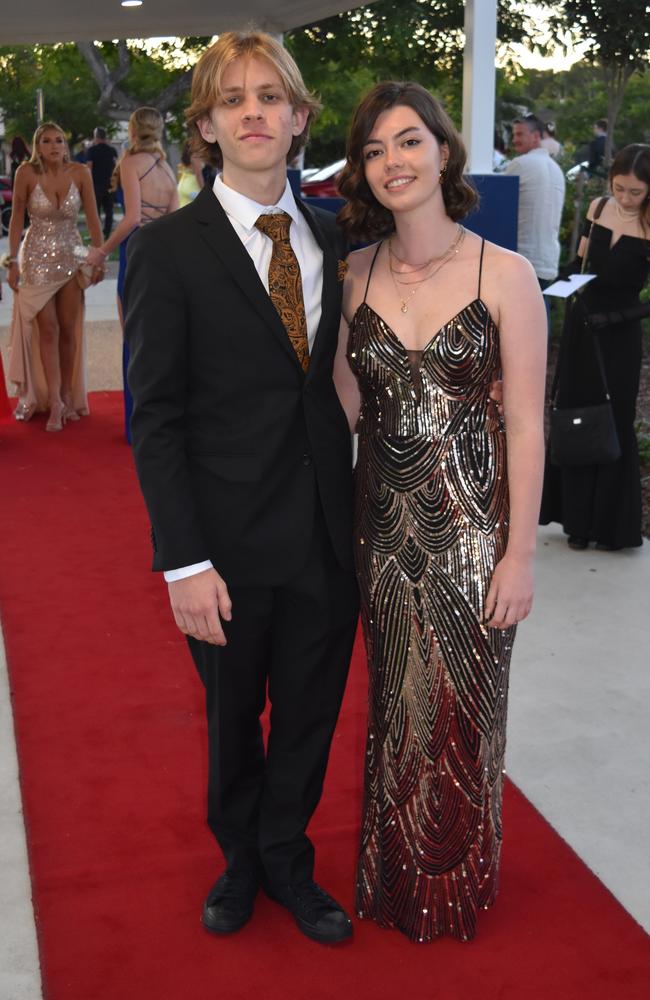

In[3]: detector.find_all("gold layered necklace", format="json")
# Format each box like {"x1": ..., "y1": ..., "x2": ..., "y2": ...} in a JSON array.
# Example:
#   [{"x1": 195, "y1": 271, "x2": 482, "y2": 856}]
[{"x1": 389, "y1": 225, "x2": 465, "y2": 314}]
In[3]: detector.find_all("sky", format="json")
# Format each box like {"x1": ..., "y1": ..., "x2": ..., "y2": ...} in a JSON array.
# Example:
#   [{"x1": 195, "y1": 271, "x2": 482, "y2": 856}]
[
  {"x1": 507, "y1": 3, "x2": 591, "y2": 71},
  {"x1": 142, "y1": 4, "x2": 592, "y2": 75}
]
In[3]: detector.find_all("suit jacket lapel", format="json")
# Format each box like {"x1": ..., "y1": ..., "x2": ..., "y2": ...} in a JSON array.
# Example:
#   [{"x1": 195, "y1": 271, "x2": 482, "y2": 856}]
[{"x1": 191, "y1": 187, "x2": 303, "y2": 370}]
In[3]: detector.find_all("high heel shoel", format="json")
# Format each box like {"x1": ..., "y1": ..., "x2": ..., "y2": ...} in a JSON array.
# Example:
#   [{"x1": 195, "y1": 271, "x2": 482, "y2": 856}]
[
  {"x1": 62, "y1": 395, "x2": 80, "y2": 422},
  {"x1": 14, "y1": 401, "x2": 36, "y2": 422},
  {"x1": 46, "y1": 401, "x2": 66, "y2": 432}
]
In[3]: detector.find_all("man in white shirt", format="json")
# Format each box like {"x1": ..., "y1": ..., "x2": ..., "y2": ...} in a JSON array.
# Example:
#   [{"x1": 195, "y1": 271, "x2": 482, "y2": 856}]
[
  {"x1": 124, "y1": 32, "x2": 357, "y2": 946},
  {"x1": 505, "y1": 115, "x2": 566, "y2": 293}
]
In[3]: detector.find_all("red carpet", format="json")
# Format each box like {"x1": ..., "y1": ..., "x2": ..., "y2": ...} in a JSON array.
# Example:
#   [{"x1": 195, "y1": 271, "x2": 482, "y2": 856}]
[{"x1": 1, "y1": 391, "x2": 649, "y2": 1000}]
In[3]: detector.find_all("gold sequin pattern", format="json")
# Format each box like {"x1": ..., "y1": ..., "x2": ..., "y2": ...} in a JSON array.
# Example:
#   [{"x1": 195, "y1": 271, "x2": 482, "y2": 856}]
[
  {"x1": 348, "y1": 299, "x2": 514, "y2": 943},
  {"x1": 19, "y1": 182, "x2": 84, "y2": 286}
]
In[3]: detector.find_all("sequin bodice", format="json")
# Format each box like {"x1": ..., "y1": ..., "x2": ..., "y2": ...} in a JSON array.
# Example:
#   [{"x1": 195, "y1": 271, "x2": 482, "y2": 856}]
[
  {"x1": 20, "y1": 182, "x2": 83, "y2": 285},
  {"x1": 349, "y1": 298, "x2": 503, "y2": 442}
]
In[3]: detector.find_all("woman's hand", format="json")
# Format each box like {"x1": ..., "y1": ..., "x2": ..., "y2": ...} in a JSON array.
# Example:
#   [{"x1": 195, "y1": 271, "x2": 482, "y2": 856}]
[
  {"x1": 7, "y1": 261, "x2": 20, "y2": 293},
  {"x1": 91, "y1": 264, "x2": 105, "y2": 286},
  {"x1": 86, "y1": 246, "x2": 107, "y2": 269},
  {"x1": 484, "y1": 552, "x2": 534, "y2": 629}
]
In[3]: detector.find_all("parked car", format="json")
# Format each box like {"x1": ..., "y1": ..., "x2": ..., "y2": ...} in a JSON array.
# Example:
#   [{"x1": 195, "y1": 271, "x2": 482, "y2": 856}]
[
  {"x1": 300, "y1": 158, "x2": 346, "y2": 198},
  {"x1": 0, "y1": 175, "x2": 13, "y2": 235}
]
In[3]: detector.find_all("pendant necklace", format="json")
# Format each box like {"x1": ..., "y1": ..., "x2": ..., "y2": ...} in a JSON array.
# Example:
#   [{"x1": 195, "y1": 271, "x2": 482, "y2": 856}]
[{"x1": 389, "y1": 225, "x2": 465, "y2": 314}]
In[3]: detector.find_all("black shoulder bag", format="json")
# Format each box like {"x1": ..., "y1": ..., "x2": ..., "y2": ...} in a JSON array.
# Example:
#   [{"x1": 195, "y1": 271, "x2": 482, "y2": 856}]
[{"x1": 548, "y1": 201, "x2": 621, "y2": 467}]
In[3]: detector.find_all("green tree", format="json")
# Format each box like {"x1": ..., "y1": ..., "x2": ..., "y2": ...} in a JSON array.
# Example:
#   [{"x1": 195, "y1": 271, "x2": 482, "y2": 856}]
[
  {"x1": 76, "y1": 38, "x2": 208, "y2": 131},
  {"x1": 548, "y1": 0, "x2": 650, "y2": 166},
  {"x1": 0, "y1": 38, "x2": 208, "y2": 149},
  {"x1": 286, "y1": 0, "x2": 534, "y2": 165},
  {"x1": 0, "y1": 44, "x2": 100, "y2": 147}
]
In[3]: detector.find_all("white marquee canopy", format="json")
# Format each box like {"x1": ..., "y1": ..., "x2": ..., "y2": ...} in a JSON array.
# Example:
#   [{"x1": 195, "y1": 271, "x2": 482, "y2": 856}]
[{"x1": 0, "y1": 0, "x2": 356, "y2": 45}]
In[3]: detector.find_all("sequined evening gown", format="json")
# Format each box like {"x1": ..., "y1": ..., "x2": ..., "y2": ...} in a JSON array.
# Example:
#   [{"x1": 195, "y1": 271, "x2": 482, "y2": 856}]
[
  {"x1": 8, "y1": 181, "x2": 89, "y2": 417},
  {"x1": 348, "y1": 241, "x2": 515, "y2": 943}
]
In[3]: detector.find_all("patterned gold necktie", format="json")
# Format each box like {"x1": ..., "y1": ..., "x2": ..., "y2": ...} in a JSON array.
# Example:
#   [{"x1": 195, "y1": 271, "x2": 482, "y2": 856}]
[{"x1": 255, "y1": 212, "x2": 309, "y2": 371}]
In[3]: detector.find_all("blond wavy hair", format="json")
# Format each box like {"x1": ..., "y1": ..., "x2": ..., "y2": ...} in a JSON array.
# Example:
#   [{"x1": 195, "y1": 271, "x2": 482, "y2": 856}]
[
  {"x1": 111, "y1": 106, "x2": 166, "y2": 190},
  {"x1": 28, "y1": 122, "x2": 69, "y2": 174},
  {"x1": 185, "y1": 31, "x2": 321, "y2": 168}
]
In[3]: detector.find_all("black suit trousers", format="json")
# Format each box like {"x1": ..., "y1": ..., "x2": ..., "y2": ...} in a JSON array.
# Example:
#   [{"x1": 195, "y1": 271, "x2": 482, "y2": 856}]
[{"x1": 189, "y1": 508, "x2": 359, "y2": 886}]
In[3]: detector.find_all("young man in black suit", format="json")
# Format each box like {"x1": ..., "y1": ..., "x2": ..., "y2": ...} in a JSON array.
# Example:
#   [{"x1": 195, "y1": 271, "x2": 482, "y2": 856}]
[{"x1": 124, "y1": 32, "x2": 358, "y2": 945}]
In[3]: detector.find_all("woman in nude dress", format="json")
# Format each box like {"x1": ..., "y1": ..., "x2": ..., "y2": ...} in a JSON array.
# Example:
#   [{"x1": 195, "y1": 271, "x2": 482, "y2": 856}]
[
  {"x1": 86, "y1": 107, "x2": 179, "y2": 439},
  {"x1": 7, "y1": 122, "x2": 104, "y2": 430},
  {"x1": 333, "y1": 82, "x2": 547, "y2": 941}
]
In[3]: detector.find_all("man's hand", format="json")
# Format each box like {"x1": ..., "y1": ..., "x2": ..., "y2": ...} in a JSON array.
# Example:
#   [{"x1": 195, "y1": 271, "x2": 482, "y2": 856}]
[
  {"x1": 168, "y1": 568, "x2": 232, "y2": 646},
  {"x1": 489, "y1": 376, "x2": 504, "y2": 418}
]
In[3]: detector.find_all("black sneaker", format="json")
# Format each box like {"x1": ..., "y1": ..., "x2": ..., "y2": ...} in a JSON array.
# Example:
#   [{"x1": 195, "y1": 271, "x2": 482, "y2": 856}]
[
  {"x1": 202, "y1": 869, "x2": 259, "y2": 935},
  {"x1": 568, "y1": 536, "x2": 589, "y2": 550},
  {"x1": 265, "y1": 880, "x2": 353, "y2": 944}
]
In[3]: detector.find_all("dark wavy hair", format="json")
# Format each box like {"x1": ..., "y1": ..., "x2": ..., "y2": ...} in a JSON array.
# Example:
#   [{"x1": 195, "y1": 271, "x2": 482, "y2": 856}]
[
  {"x1": 337, "y1": 81, "x2": 477, "y2": 243},
  {"x1": 610, "y1": 143, "x2": 650, "y2": 229}
]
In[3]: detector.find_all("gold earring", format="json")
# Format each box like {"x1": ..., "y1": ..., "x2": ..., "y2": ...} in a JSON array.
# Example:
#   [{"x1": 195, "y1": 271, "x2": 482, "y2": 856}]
[{"x1": 439, "y1": 163, "x2": 447, "y2": 182}]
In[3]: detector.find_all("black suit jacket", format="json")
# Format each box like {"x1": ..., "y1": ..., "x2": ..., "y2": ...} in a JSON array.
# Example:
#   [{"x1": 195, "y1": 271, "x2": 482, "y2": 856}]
[{"x1": 124, "y1": 185, "x2": 354, "y2": 587}]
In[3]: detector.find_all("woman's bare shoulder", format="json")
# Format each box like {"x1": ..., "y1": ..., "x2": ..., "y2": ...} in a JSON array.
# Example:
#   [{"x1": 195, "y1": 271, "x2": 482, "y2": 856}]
[
  {"x1": 342, "y1": 242, "x2": 382, "y2": 318},
  {"x1": 14, "y1": 162, "x2": 36, "y2": 183},
  {"x1": 347, "y1": 241, "x2": 381, "y2": 279},
  {"x1": 68, "y1": 162, "x2": 90, "y2": 182},
  {"x1": 586, "y1": 194, "x2": 609, "y2": 221},
  {"x1": 483, "y1": 239, "x2": 536, "y2": 282}
]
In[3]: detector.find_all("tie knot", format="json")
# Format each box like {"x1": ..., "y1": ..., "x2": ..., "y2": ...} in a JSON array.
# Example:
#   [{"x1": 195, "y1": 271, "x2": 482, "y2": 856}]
[{"x1": 255, "y1": 212, "x2": 292, "y2": 243}]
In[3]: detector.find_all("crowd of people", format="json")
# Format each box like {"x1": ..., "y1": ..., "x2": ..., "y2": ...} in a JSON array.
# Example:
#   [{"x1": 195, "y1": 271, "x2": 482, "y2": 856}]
[{"x1": 0, "y1": 29, "x2": 648, "y2": 948}]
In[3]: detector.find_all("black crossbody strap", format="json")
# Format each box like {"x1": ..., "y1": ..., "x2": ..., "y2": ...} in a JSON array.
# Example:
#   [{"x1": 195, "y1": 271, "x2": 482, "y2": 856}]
[{"x1": 551, "y1": 196, "x2": 612, "y2": 406}]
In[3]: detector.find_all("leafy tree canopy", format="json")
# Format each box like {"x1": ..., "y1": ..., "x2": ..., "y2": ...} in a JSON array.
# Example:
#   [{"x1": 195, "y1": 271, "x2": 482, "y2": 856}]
[
  {"x1": 286, "y1": 0, "x2": 537, "y2": 165},
  {"x1": 0, "y1": 37, "x2": 209, "y2": 149},
  {"x1": 546, "y1": 0, "x2": 650, "y2": 163}
]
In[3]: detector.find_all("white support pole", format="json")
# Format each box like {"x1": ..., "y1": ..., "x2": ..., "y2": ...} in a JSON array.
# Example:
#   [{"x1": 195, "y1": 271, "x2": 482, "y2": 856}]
[{"x1": 462, "y1": 0, "x2": 497, "y2": 174}]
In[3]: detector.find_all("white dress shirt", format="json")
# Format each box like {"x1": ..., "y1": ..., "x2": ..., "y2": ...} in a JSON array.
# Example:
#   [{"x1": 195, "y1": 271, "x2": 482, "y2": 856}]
[
  {"x1": 164, "y1": 175, "x2": 324, "y2": 583},
  {"x1": 504, "y1": 148, "x2": 566, "y2": 280}
]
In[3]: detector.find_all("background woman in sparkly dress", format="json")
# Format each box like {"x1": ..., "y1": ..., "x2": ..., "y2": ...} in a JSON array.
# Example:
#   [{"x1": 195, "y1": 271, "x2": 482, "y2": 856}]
[
  {"x1": 7, "y1": 122, "x2": 104, "y2": 430},
  {"x1": 333, "y1": 82, "x2": 547, "y2": 942},
  {"x1": 86, "y1": 107, "x2": 178, "y2": 441},
  {"x1": 540, "y1": 144, "x2": 650, "y2": 551}
]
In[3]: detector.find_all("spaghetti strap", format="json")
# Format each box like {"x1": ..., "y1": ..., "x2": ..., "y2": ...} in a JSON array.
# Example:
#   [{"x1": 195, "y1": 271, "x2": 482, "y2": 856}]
[
  {"x1": 137, "y1": 155, "x2": 160, "y2": 183},
  {"x1": 363, "y1": 242, "x2": 383, "y2": 304},
  {"x1": 477, "y1": 238, "x2": 486, "y2": 298}
]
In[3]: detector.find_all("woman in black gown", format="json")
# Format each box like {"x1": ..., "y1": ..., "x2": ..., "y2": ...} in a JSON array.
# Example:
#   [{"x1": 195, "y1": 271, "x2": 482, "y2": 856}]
[{"x1": 541, "y1": 144, "x2": 650, "y2": 550}]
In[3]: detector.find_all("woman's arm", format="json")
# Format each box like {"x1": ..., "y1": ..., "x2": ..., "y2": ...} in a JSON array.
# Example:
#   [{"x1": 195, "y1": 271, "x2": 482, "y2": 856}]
[
  {"x1": 5, "y1": 164, "x2": 31, "y2": 291},
  {"x1": 76, "y1": 164, "x2": 103, "y2": 248},
  {"x1": 333, "y1": 263, "x2": 364, "y2": 433},
  {"x1": 484, "y1": 251, "x2": 547, "y2": 629},
  {"x1": 75, "y1": 165, "x2": 105, "y2": 283},
  {"x1": 333, "y1": 313, "x2": 361, "y2": 433},
  {"x1": 576, "y1": 196, "x2": 605, "y2": 260},
  {"x1": 165, "y1": 162, "x2": 180, "y2": 213},
  {"x1": 86, "y1": 155, "x2": 142, "y2": 266}
]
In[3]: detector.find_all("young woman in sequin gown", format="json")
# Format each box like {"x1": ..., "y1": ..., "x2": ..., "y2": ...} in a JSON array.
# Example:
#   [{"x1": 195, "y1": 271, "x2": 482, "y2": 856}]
[
  {"x1": 86, "y1": 108, "x2": 179, "y2": 441},
  {"x1": 7, "y1": 122, "x2": 104, "y2": 430},
  {"x1": 333, "y1": 83, "x2": 547, "y2": 942}
]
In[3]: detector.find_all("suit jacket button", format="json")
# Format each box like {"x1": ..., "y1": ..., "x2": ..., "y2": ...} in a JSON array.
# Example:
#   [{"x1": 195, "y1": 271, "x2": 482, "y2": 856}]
[{"x1": 301, "y1": 454, "x2": 312, "y2": 466}]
